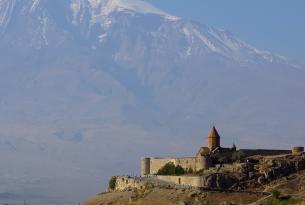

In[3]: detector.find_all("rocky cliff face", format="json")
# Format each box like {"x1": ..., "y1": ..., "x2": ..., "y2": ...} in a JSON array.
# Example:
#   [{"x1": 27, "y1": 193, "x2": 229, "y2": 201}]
[
  {"x1": 211, "y1": 154, "x2": 305, "y2": 190},
  {"x1": 194, "y1": 154, "x2": 305, "y2": 190},
  {"x1": 259, "y1": 155, "x2": 305, "y2": 182}
]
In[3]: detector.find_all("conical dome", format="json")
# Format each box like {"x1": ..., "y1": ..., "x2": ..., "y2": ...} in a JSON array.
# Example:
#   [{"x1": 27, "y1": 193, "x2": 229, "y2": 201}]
[
  {"x1": 207, "y1": 126, "x2": 221, "y2": 151},
  {"x1": 208, "y1": 126, "x2": 220, "y2": 139}
]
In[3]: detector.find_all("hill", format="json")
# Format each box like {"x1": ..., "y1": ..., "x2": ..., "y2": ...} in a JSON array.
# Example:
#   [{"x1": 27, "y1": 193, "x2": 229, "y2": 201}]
[
  {"x1": 84, "y1": 171, "x2": 305, "y2": 205},
  {"x1": 84, "y1": 154, "x2": 305, "y2": 205}
]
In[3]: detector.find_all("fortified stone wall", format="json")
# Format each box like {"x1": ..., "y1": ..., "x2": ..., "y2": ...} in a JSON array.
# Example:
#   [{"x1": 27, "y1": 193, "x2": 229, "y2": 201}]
[
  {"x1": 144, "y1": 156, "x2": 212, "y2": 176},
  {"x1": 173, "y1": 157, "x2": 197, "y2": 171},
  {"x1": 144, "y1": 149, "x2": 292, "y2": 176},
  {"x1": 115, "y1": 175, "x2": 205, "y2": 190},
  {"x1": 240, "y1": 149, "x2": 291, "y2": 157},
  {"x1": 116, "y1": 175, "x2": 234, "y2": 190},
  {"x1": 115, "y1": 176, "x2": 147, "y2": 191},
  {"x1": 156, "y1": 175, "x2": 203, "y2": 187},
  {"x1": 149, "y1": 157, "x2": 207, "y2": 175},
  {"x1": 149, "y1": 158, "x2": 175, "y2": 175}
]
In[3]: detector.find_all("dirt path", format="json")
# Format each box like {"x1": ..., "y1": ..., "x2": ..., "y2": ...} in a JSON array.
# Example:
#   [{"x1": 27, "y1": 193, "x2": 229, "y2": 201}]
[{"x1": 246, "y1": 195, "x2": 272, "y2": 205}]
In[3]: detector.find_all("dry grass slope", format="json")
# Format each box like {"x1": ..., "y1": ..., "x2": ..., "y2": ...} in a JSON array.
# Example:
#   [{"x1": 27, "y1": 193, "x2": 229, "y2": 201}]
[{"x1": 84, "y1": 187, "x2": 263, "y2": 205}]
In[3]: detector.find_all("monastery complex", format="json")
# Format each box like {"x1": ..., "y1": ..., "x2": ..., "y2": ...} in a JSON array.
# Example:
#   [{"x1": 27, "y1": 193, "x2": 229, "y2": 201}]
[{"x1": 141, "y1": 126, "x2": 303, "y2": 176}]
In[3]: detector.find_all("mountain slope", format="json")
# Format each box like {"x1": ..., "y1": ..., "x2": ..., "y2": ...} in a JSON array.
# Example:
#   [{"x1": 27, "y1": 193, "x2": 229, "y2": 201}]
[{"x1": 0, "y1": 0, "x2": 304, "y2": 204}]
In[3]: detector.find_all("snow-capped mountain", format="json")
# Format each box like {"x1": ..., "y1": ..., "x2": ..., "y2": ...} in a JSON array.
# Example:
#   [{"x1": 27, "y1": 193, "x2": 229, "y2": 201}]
[
  {"x1": 0, "y1": 0, "x2": 305, "y2": 204},
  {"x1": 0, "y1": 0, "x2": 300, "y2": 66}
]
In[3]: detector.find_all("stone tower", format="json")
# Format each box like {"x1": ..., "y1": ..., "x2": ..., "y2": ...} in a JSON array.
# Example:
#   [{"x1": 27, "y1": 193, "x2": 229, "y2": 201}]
[
  {"x1": 207, "y1": 126, "x2": 220, "y2": 151},
  {"x1": 141, "y1": 157, "x2": 151, "y2": 176}
]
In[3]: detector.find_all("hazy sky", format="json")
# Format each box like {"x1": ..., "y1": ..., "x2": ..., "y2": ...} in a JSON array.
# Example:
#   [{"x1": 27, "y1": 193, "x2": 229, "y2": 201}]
[{"x1": 147, "y1": 0, "x2": 305, "y2": 61}]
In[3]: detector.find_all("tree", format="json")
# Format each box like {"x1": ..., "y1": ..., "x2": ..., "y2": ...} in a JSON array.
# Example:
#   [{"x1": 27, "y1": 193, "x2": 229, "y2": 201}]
[
  {"x1": 187, "y1": 167, "x2": 194, "y2": 174},
  {"x1": 108, "y1": 176, "x2": 117, "y2": 190},
  {"x1": 157, "y1": 162, "x2": 185, "y2": 176},
  {"x1": 157, "y1": 162, "x2": 176, "y2": 175},
  {"x1": 175, "y1": 165, "x2": 185, "y2": 175}
]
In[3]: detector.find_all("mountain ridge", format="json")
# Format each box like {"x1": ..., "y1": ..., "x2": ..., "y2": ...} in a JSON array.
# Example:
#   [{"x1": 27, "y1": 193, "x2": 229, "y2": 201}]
[{"x1": 0, "y1": 0, "x2": 303, "y2": 67}]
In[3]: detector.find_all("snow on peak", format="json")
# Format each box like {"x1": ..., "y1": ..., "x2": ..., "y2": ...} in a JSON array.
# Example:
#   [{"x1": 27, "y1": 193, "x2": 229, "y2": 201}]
[
  {"x1": 30, "y1": 0, "x2": 41, "y2": 12},
  {"x1": 96, "y1": 0, "x2": 179, "y2": 20},
  {"x1": 181, "y1": 23, "x2": 298, "y2": 66},
  {"x1": 0, "y1": 0, "x2": 16, "y2": 28}
]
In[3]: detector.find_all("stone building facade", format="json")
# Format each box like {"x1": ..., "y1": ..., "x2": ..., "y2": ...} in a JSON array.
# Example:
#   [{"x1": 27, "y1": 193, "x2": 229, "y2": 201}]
[{"x1": 141, "y1": 126, "x2": 225, "y2": 176}]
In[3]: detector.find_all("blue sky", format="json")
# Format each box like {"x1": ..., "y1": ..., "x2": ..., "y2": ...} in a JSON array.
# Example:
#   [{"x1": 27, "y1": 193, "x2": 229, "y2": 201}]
[{"x1": 147, "y1": 0, "x2": 305, "y2": 61}]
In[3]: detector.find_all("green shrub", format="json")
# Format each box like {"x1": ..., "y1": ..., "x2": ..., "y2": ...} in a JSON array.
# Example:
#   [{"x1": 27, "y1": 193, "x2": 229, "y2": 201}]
[
  {"x1": 268, "y1": 197, "x2": 285, "y2": 205},
  {"x1": 108, "y1": 176, "x2": 117, "y2": 190},
  {"x1": 268, "y1": 190, "x2": 295, "y2": 205},
  {"x1": 157, "y1": 162, "x2": 176, "y2": 175},
  {"x1": 175, "y1": 165, "x2": 185, "y2": 175},
  {"x1": 157, "y1": 162, "x2": 185, "y2": 175},
  {"x1": 187, "y1": 167, "x2": 194, "y2": 174},
  {"x1": 271, "y1": 190, "x2": 281, "y2": 199}
]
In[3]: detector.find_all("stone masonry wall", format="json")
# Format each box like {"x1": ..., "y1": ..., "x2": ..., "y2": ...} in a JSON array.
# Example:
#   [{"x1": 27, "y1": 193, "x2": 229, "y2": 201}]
[
  {"x1": 115, "y1": 175, "x2": 205, "y2": 190},
  {"x1": 156, "y1": 175, "x2": 203, "y2": 187},
  {"x1": 149, "y1": 158, "x2": 174, "y2": 175},
  {"x1": 115, "y1": 176, "x2": 147, "y2": 191},
  {"x1": 241, "y1": 149, "x2": 291, "y2": 157},
  {"x1": 149, "y1": 157, "x2": 198, "y2": 174},
  {"x1": 173, "y1": 157, "x2": 197, "y2": 171}
]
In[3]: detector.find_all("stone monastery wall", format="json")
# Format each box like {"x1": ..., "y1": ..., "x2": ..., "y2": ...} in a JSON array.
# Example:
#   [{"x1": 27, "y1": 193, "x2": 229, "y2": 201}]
[
  {"x1": 156, "y1": 175, "x2": 203, "y2": 187},
  {"x1": 149, "y1": 157, "x2": 197, "y2": 175},
  {"x1": 241, "y1": 149, "x2": 291, "y2": 157},
  {"x1": 115, "y1": 175, "x2": 205, "y2": 191},
  {"x1": 115, "y1": 175, "x2": 227, "y2": 190},
  {"x1": 140, "y1": 126, "x2": 303, "y2": 177},
  {"x1": 149, "y1": 158, "x2": 173, "y2": 175},
  {"x1": 115, "y1": 176, "x2": 147, "y2": 191},
  {"x1": 142, "y1": 149, "x2": 293, "y2": 176}
]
